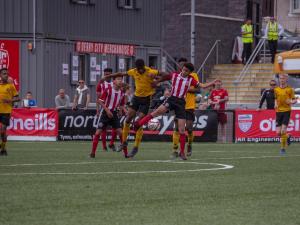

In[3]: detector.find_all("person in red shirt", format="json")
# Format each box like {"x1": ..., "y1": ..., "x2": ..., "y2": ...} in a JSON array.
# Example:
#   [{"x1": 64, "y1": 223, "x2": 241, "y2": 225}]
[{"x1": 209, "y1": 80, "x2": 229, "y2": 143}]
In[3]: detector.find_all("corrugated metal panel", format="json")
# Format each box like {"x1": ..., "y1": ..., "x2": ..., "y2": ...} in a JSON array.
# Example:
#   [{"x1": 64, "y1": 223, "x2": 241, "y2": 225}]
[
  {"x1": 41, "y1": 40, "x2": 133, "y2": 108},
  {"x1": 43, "y1": 0, "x2": 162, "y2": 46},
  {"x1": 19, "y1": 40, "x2": 162, "y2": 108},
  {"x1": 1, "y1": 0, "x2": 162, "y2": 45},
  {"x1": 0, "y1": 0, "x2": 44, "y2": 35},
  {"x1": 20, "y1": 39, "x2": 44, "y2": 106}
]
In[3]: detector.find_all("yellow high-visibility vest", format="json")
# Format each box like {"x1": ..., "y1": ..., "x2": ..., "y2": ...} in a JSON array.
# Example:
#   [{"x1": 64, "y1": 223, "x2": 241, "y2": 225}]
[
  {"x1": 267, "y1": 22, "x2": 278, "y2": 41},
  {"x1": 241, "y1": 24, "x2": 253, "y2": 43}
]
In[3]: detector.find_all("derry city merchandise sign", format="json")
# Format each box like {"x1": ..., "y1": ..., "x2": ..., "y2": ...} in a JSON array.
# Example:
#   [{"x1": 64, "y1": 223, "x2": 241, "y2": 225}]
[{"x1": 76, "y1": 41, "x2": 135, "y2": 56}]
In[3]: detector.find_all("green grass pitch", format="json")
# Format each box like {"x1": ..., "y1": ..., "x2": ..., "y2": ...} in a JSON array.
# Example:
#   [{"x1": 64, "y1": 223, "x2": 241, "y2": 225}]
[{"x1": 0, "y1": 141, "x2": 300, "y2": 225}]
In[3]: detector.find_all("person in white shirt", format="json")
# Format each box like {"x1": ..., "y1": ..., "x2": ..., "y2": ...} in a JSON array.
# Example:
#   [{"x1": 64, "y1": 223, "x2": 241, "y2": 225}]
[
  {"x1": 72, "y1": 80, "x2": 90, "y2": 110},
  {"x1": 264, "y1": 17, "x2": 284, "y2": 63}
]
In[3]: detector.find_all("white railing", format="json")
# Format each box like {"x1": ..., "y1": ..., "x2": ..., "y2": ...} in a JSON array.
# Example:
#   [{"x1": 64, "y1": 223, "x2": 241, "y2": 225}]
[
  {"x1": 196, "y1": 40, "x2": 221, "y2": 82},
  {"x1": 233, "y1": 38, "x2": 267, "y2": 103},
  {"x1": 160, "y1": 48, "x2": 180, "y2": 72}
]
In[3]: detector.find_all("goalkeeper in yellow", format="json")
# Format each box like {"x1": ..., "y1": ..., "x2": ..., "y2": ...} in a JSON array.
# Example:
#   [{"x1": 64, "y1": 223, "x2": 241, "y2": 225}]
[{"x1": 274, "y1": 74, "x2": 296, "y2": 154}]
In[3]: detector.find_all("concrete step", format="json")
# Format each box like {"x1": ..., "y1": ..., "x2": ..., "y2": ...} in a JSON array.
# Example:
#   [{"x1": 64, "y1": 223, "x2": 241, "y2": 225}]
[
  {"x1": 210, "y1": 70, "x2": 274, "y2": 75},
  {"x1": 221, "y1": 86, "x2": 267, "y2": 90},
  {"x1": 209, "y1": 77, "x2": 273, "y2": 82},
  {"x1": 228, "y1": 100, "x2": 258, "y2": 104},
  {"x1": 227, "y1": 90, "x2": 264, "y2": 94},
  {"x1": 208, "y1": 63, "x2": 275, "y2": 105},
  {"x1": 211, "y1": 71, "x2": 274, "y2": 75},
  {"x1": 214, "y1": 63, "x2": 273, "y2": 70},
  {"x1": 229, "y1": 97, "x2": 260, "y2": 101},
  {"x1": 229, "y1": 97, "x2": 261, "y2": 101},
  {"x1": 221, "y1": 81, "x2": 270, "y2": 85},
  {"x1": 228, "y1": 92, "x2": 260, "y2": 96}
]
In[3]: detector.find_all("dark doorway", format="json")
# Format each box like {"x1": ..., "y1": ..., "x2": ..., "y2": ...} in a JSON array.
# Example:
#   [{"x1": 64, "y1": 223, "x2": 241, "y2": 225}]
[
  {"x1": 262, "y1": 0, "x2": 274, "y2": 17},
  {"x1": 247, "y1": 0, "x2": 261, "y2": 43},
  {"x1": 149, "y1": 55, "x2": 158, "y2": 69},
  {"x1": 78, "y1": 54, "x2": 87, "y2": 81}
]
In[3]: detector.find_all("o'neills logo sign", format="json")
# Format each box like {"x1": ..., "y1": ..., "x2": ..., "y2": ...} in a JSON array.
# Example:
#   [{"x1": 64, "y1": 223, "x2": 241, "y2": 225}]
[
  {"x1": 76, "y1": 41, "x2": 135, "y2": 56},
  {"x1": 8, "y1": 113, "x2": 56, "y2": 131},
  {"x1": 7, "y1": 108, "x2": 58, "y2": 140}
]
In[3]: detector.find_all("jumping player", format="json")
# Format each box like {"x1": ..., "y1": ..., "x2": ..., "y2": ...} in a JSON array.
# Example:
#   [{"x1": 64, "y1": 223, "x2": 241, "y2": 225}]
[
  {"x1": 134, "y1": 63, "x2": 216, "y2": 160},
  {"x1": 172, "y1": 58, "x2": 199, "y2": 158},
  {"x1": 90, "y1": 76, "x2": 127, "y2": 158},
  {"x1": 100, "y1": 59, "x2": 160, "y2": 157},
  {"x1": 274, "y1": 74, "x2": 296, "y2": 154}
]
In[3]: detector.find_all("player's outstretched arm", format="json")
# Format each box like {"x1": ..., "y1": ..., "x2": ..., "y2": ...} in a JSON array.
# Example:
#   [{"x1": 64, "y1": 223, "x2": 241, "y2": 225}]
[
  {"x1": 152, "y1": 72, "x2": 171, "y2": 87},
  {"x1": 188, "y1": 86, "x2": 200, "y2": 93},
  {"x1": 100, "y1": 72, "x2": 127, "y2": 82},
  {"x1": 199, "y1": 79, "x2": 217, "y2": 89}
]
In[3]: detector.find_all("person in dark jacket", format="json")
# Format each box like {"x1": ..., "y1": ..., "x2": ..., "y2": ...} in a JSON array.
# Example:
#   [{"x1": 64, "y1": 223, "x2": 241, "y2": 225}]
[{"x1": 257, "y1": 80, "x2": 277, "y2": 110}]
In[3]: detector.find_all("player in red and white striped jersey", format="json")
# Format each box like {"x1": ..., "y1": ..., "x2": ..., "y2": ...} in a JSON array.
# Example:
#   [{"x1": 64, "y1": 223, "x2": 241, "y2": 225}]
[
  {"x1": 135, "y1": 63, "x2": 216, "y2": 160},
  {"x1": 90, "y1": 76, "x2": 128, "y2": 158},
  {"x1": 96, "y1": 68, "x2": 119, "y2": 152},
  {"x1": 169, "y1": 72, "x2": 198, "y2": 98}
]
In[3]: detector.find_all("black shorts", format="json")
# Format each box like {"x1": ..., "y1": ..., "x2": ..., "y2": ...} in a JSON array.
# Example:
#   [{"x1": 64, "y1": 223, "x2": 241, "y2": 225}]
[
  {"x1": 163, "y1": 96, "x2": 186, "y2": 119},
  {"x1": 0, "y1": 113, "x2": 11, "y2": 126},
  {"x1": 128, "y1": 95, "x2": 151, "y2": 115},
  {"x1": 276, "y1": 111, "x2": 291, "y2": 127},
  {"x1": 98, "y1": 111, "x2": 121, "y2": 129},
  {"x1": 185, "y1": 109, "x2": 195, "y2": 121}
]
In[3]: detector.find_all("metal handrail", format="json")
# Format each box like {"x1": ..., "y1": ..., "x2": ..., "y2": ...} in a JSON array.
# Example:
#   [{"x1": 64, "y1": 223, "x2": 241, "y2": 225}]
[
  {"x1": 233, "y1": 38, "x2": 267, "y2": 102},
  {"x1": 160, "y1": 48, "x2": 180, "y2": 69},
  {"x1": 196, "y1": 40, "x2": 220, "y2": 81},
  {"x1": 233, "y1": 38, "x2": 266, "y2": 84}
]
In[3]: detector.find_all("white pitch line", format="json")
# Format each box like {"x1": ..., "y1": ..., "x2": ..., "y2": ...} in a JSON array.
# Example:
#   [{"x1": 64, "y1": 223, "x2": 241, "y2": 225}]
[
  {"x1": 0, "y1": 160, "x2": 225, "y2": 167},
  {"x1": 1, "y1": 154, "x2": 299, "y2": 167},
  {"x1": 0, "y1": 161, "x2": 234, "y2": 176},
  {"x1": 191, "y1": 154, "x2": 300, "y2": 161}
]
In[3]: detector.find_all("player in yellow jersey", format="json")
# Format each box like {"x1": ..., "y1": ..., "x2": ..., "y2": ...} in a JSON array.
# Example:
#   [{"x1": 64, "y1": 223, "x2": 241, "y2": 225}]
[
  {"x1": 172, "y1": 58, "x2": 203, "y2": 158},
  {"x1": 101, "y1": 59, "x2": 161, "y2": 158},
  {"x1": 0, "y1": 68, "x2": 20, "y2": 156},
  {"x1": 274, "y1": 74, "x2": 297, "y2": 154}
]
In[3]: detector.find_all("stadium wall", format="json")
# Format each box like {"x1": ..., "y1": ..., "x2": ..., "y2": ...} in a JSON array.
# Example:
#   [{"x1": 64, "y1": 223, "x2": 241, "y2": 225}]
[
  {"x1": 18, "y1": 39, "x2": 160, "y2": 108},
  {"x1": 162, "y1": 0, "x2": 263, "y2": 69},
  {"x1": 0, "y1": 0, "x2": 163, "y2": 108}
]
